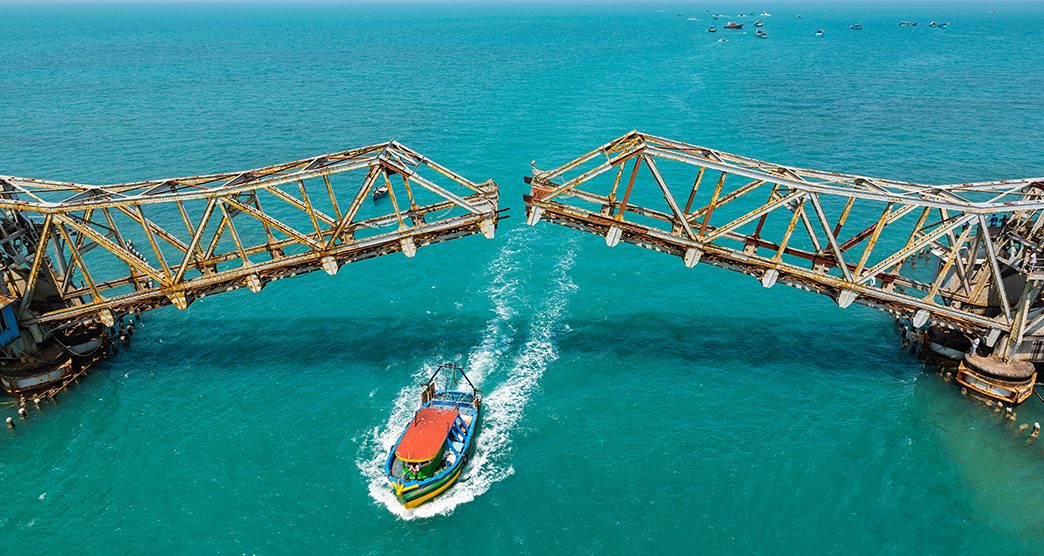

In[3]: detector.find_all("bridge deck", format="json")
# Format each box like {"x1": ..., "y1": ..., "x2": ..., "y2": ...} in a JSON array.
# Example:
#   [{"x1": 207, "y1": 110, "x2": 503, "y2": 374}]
[
  {"x1": 0, "y1": 141, "x2": 501, "y2": 329},
  {"x1": 525, "y1": 131, "x2": 1044, "y2": 357}
]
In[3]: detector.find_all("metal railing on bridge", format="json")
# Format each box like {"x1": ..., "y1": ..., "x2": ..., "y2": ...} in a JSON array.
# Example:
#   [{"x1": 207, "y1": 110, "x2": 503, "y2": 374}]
[
  {"x1": 524, "y1": 131, "x2": 1044, "y2": 358},
  {"x1": 0, "y1": 141, "x2": 501, "y2": 331}
]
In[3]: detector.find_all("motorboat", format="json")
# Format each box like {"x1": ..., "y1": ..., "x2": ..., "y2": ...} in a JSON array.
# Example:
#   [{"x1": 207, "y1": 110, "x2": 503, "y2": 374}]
[{"x1": 386, "y1": 362, "x2": 482, "y2": 508}]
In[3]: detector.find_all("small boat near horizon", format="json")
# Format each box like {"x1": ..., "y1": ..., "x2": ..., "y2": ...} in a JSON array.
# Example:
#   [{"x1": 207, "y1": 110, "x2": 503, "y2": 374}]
[{"x1": 385, "y1": 362, "x2": 482, "y2": 509}]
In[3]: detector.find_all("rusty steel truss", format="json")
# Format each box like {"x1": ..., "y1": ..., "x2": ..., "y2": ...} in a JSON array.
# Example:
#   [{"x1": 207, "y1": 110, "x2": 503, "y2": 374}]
[
  {"x1": 0, "y1": 141, "x2": 500, "y2": 331},
  {"x1": 524, "y1": 131, "x2": 1044, "y2": 359}
]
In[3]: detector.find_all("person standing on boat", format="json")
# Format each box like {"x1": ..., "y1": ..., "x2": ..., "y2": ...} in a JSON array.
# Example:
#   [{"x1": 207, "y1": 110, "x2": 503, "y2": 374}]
[{"x1": 404, "y1": 462, "x2": 419, "y2": 480}]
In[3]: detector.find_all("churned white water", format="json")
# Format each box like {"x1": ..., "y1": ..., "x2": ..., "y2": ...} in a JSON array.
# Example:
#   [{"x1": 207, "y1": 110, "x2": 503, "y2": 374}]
[{"x1": 357, "y1": 233, "x2": 578, "y2": 519}]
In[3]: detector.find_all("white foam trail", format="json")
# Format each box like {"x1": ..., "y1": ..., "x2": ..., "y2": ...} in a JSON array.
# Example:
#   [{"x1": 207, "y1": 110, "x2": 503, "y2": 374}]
[
  {"x1": 453, "y1": 246, "x2": 578, "y2": 508},
  {"x1": 463, "y1": 232, "x2": 529, "y2": 385},
  {"x1": 355, "y1": 230, "x2": 528, "y2": 516},
  {"x1": 356, "y1": 234, "x2": 578, "y2": 519}
]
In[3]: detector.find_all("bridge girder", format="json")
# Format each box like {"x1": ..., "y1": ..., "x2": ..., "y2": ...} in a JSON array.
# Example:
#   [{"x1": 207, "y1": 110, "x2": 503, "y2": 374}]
[
  {"x1": 524, "y1": 131, "x2": 1044, "y2": 353},
  {"x1": 0, "y1": 141, "x2": 500, "y2": 329}
]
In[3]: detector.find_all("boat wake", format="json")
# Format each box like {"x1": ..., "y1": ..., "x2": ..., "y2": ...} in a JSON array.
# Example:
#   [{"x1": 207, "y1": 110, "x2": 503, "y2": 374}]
[{"x1": 356, "y1": 232, "x2": 578, "y2": 519}]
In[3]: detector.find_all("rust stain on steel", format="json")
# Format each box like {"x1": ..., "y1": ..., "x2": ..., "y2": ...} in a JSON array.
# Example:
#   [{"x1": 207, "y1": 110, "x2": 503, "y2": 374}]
[
  {"x1": 1, "y1": 141, "x2": 501, "y2": 328},
  {"x1": 524, "y1": 131, "x2": 1044, "y2": 350}
]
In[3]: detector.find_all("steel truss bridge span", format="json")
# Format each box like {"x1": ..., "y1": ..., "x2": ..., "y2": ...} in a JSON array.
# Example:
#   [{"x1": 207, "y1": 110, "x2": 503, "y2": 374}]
[
  {"x1": 524, "y1": 131, "x2": 1044, "y2": 360},
  {"x1": 0, "y1": 141, "x2": 500, "y2": 332}
]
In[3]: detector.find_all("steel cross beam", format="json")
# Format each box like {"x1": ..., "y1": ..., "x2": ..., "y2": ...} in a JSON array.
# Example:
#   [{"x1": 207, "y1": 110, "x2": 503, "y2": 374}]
[
  {"x1": 524, "y1": 131, "x2": 1044, "y2": 348},
  {"x1": 1, "y1": 142, "x2": 501, "y2": 329}
]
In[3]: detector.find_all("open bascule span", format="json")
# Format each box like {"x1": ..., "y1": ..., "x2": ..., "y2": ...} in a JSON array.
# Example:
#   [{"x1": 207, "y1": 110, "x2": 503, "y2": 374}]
[
  {"x1": 0, "y1": 141, "x2": 501, "y2": 407},
  {"x1": 524, "y1": 131, "x2": 1044, "y2": 407}
]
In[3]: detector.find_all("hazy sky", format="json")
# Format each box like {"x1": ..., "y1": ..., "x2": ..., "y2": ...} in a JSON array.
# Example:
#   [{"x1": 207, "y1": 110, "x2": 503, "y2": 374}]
[{"x1": 0, "y1": 0, "x2": 1023, "y2": 3}]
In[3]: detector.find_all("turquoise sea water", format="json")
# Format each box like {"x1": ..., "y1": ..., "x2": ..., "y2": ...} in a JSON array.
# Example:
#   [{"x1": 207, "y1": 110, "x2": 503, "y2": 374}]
[{"x1": 2, "y1": 2, "x2": 1044, "y2": 553}]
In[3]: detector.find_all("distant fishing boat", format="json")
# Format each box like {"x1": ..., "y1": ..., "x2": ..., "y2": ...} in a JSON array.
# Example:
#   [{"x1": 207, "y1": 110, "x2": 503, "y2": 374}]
[
  {"x1": 850, "y1": 23, "x2": 863, "y2": 30},
  {"x1": 814, "y1": 29, "x2": 824, "y2": 37},
  {"x1": 386, "y1": 362, "x2": 482, "y2": 509},
  {"x1": 755, "y1": 20, "x2": 764, "y2": 27},
  {"x1": 724, "y1": 22, "x2": 743, "y2": 29},
  {"x1": 372, "y1": 183, "x2": 389, "y2": 201}
]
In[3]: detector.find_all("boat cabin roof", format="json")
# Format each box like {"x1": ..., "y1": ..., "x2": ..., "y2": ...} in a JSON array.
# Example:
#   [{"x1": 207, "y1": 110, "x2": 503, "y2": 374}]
[{"x1": 395, "y1": 407, "x2": 459, "y2": 463}]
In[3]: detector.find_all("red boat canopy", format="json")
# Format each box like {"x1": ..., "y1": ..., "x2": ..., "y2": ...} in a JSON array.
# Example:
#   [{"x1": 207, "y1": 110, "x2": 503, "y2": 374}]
[{"x1": 395, "y1": 407, "x2": 459, "y2": 463}]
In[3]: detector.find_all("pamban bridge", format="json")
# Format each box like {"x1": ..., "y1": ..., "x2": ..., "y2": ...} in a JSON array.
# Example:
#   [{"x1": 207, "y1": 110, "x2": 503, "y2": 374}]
[{"x1": 1, "y1": 132, "x2": 1043, "y2": 422}]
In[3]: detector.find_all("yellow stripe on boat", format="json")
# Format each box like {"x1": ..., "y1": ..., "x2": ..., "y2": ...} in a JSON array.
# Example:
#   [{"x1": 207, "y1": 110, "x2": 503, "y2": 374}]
[{"x1": 403, "y1": 466, "x2": 463, "y2": 509}]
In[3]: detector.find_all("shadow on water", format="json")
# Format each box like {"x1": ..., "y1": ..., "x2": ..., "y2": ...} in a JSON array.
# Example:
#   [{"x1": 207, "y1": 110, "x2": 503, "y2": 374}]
[
  {"x1": 126, "y1": 313, "x2": 506, "y2": 371},
  {"x1": 119, "y1": 308, "x2": 912, "y2": 377},
  {"x1": 559, "y1": 311, "x2": 915, "y2": 375}
]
